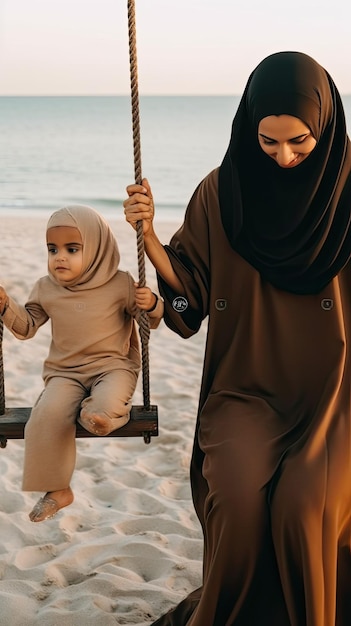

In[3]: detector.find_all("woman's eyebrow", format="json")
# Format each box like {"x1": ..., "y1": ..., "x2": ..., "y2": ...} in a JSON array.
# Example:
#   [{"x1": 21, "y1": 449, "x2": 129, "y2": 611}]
[{"x1": 259, "y1": 132, "x2": 310, "y2": 141}]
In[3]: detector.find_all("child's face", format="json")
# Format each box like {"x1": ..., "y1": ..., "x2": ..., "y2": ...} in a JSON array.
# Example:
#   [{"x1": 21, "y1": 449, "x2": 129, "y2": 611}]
[{"x1": 46, "y1": 226, "x2": 83, "y2": 284}]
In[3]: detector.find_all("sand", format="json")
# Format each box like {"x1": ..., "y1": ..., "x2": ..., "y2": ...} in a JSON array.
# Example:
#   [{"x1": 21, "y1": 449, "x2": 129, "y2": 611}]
[{"x1": 0, "y1": 213, "x2": 206, "y2": 625}]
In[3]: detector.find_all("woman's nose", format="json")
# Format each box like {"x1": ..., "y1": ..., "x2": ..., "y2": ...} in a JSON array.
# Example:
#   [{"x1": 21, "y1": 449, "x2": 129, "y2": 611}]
[{"x1": 276, "y1": 143, "x2": 295, "y2": 166}]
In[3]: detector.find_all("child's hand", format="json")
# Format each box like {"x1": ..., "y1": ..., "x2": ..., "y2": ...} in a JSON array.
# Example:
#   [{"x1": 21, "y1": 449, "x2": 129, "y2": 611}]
[
  {"x1": 0, "y1": 285, "x2": 9, "y2": 315},
  {"x1": 135, "y1": 284, "x2": 157, "y2": 311}
]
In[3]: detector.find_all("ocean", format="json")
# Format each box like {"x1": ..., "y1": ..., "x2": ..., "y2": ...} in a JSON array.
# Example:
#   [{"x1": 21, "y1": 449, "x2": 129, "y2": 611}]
[{"x1": 1, "y1": 95, "x2": 351, "y2": 222}]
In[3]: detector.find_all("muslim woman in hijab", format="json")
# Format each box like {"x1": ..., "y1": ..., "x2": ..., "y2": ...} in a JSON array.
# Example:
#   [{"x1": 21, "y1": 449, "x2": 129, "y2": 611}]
[
  {"x1": 124, "y1": 52, "x2": 351, "y2": 625},
  {"x1": 0, "y1": 205, "x2": 163, "y2": 522}
]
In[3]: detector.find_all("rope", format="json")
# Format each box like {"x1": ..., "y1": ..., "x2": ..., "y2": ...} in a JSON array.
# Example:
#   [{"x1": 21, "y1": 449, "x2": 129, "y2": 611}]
[
  {"x1": 127, "y1": 0, "x2": 151, "y2": 410},
  {"x1": 0, "y1": 319, "x2": 5, "y2": 414}
]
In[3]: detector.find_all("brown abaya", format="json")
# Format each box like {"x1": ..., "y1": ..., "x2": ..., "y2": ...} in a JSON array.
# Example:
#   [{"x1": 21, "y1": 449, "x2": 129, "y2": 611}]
[{"x1": 150, "y1": 52, "x2": 351, "y2": 626}]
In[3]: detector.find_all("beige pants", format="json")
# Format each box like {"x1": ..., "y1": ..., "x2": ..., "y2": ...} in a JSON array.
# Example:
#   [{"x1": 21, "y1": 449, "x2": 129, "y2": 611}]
[{"x1": 22, "y1": 369, "x2": 137, "y2": 492}]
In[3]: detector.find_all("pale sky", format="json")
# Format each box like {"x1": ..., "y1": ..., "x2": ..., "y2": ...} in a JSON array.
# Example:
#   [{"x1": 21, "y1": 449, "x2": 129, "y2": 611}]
[{"x1": 1, "y1": 0, "x2": 351, "y2": 95}]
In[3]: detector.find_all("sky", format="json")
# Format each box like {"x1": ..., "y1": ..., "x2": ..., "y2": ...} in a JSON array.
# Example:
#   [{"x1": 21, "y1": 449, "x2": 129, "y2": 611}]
[{"x1": 1, "y1": 0, "x2": 351, "y2": 96}]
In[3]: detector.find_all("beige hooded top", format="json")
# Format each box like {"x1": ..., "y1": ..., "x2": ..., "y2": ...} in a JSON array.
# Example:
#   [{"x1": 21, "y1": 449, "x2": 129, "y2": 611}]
[{"x1": 2, "y1": 205, "x2": 162, "y2": 382}]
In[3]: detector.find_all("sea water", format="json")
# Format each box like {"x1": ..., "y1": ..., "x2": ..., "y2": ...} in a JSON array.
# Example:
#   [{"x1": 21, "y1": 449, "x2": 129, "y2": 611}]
[{"x1": 1, "y1": 95, "x2": 351, "y2": 221}]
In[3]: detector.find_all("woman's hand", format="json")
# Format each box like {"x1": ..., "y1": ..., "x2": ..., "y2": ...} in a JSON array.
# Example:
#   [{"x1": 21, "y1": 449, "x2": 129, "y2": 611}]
[
  {"x1": 124, "y1": 178, "x2": 154, "y2": 236},
  {"x1": 125, "y1": 178, "x2": 184, "y2": 294}
]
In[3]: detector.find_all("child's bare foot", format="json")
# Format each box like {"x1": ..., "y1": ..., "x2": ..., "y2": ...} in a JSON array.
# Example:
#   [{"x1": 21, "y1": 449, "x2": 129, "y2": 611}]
[
  {"x1": 78, "y1": 411, "x2": 129, "y2": 436},
  {"x1": 29, "y1": 487, "x2": 74, "y2": 522}
]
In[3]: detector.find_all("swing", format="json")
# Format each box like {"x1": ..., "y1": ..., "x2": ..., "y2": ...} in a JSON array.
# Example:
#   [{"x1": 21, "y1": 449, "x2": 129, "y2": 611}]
[{"x1": 0, "y1": 0, "x2": 158, "y2": 448}]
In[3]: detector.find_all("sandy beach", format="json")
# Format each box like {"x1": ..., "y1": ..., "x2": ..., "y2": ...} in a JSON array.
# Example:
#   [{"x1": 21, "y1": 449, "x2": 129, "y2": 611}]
[{"x1": 0, "y1": 214, "x2": 206, "y2": 625}]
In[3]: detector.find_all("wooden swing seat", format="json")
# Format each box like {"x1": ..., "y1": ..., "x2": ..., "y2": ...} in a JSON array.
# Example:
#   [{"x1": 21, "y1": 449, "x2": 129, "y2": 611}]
[{"x1": 0, "y1": 404, "x2": 158, "y2": 448}]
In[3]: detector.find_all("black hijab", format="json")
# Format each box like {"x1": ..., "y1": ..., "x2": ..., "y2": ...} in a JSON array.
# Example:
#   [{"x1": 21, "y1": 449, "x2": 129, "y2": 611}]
[{"x1": 218, "y1": 51, "x2": 351, "y2": 294}]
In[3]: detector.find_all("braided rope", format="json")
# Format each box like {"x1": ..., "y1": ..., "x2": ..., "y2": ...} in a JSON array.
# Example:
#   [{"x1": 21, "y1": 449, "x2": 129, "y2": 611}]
[
  {"x1": 127, "y1": 0, "x2": 151, "y2": 409},
  {"x1": 0, "y1": 319, "x2": 5, "y2": 414}
]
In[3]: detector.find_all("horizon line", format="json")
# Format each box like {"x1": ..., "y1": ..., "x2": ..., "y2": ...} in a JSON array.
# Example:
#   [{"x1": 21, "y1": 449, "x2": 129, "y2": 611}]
[
  {"x1": 0, "y1": 93, "x2": 240, "y2": 98},
  {"x1": 1, "y1": 92, "x2": 351, "y2": 98}
]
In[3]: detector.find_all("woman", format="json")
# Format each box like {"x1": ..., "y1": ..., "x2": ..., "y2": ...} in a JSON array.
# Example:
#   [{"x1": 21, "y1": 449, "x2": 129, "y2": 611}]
[{"x1": 124, "y1": 52, "x2": 351, "y2": 625}]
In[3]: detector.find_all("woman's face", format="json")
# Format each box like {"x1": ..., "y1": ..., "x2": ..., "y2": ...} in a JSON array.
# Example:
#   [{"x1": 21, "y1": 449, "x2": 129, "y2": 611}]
[{"x1": 258, "y1": 114, "x2": 317, "y2": 168}]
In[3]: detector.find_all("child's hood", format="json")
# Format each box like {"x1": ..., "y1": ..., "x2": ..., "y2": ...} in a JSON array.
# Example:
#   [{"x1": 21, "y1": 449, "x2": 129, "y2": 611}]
[{"x1": 47, "y1": 204, "x2": 120, "y2": 290}]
